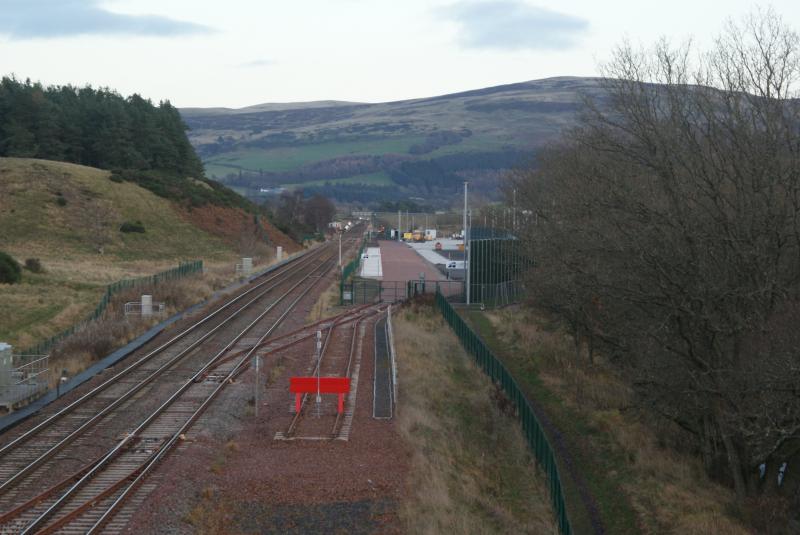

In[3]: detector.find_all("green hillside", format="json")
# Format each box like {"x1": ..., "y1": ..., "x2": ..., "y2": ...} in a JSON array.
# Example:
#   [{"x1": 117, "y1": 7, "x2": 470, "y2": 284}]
[
  {"x1": 0, "y1": 157, "x2": 239, "y2": 349},
  {"x1": 181, "y1": 77, "x2": 601, "y2": 205}
]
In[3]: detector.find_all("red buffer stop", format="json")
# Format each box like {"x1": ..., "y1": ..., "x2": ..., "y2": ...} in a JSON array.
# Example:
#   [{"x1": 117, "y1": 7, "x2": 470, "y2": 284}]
[{"x1": 290, "y1": 377, "x2": 351, "y2": 414}]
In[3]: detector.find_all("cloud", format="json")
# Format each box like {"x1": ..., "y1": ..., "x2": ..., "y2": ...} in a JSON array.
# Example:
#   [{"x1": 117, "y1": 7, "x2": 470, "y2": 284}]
[
  {"x1": 237, "y1": 59, "x2": 274, "y2": 68},
  {"x1": 439, "y1": 1, "x2": 588, "y2": 51},
  {"x1": 0, "y1": 0, "x2": 213, "y2": 40}
]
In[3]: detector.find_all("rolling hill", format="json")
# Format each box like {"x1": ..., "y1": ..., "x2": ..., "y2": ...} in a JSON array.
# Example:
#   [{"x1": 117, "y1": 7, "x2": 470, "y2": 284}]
[
  {"x1": 0, "y1": 157, "x2": 296, "y2": 349},
  {"x1": 180, "y1": 77, "x2": 607, "y2": 207}
]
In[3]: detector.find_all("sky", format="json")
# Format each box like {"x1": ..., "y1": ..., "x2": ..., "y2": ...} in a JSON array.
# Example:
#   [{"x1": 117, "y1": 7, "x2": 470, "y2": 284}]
[{"x1": 0, "y1": 0, "x2": 796, "y2": 108}]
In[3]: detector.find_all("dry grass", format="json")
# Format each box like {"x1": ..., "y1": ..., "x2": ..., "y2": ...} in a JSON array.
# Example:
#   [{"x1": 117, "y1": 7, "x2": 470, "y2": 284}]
[
  {"x1": 183, "y1": 490, "x2": 233, "y2": 535},
  {"x1": 35, "y1": 261, "x2": 270, "y2": 389},
  {"x1": 481, "y1": 307, "x2": 751, "y2": 535},
  {"x1": 394, "y1": 303, "x2": 558, "y2": 535},
  {"x1": 307, "y1": 278, "x2": 342, "y2": 322}
]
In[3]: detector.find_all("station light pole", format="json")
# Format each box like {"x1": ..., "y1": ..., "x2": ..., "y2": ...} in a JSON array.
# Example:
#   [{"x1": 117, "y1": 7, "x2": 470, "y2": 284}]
[{"x1": 464, "y1": 182, "x2": 470, "y2": 305}]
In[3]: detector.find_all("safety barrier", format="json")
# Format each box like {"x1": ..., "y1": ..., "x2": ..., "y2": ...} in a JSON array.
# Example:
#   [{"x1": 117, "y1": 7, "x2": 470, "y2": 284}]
[
  {"x1": 22, "y1": 260, "x2": 203, "y2": 356},
  {"x1": 435, "y1": 290, "x2": 572, "y2": 535}
]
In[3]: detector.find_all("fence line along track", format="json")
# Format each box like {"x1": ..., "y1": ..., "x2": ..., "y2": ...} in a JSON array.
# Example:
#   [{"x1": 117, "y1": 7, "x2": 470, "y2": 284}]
[
  {"x1": 0, "y1": 245, "x2": 325, "y2": 456},
  {"x1": 0, "y1": 247, "x2": 331, "y2": 504},
  {"x1": 1, "y1": 250, "x2": 339, "y2": 534},
  {"x1": 0, "y1": 248, "x2": 333, "y2": 521}
]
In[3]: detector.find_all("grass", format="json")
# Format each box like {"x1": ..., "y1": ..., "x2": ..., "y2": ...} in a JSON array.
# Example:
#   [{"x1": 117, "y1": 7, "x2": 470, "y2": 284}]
[
  {"x1": 204, "y1": 135, "x2": 424, "y2": 174},
  {"x1": 0, "y1": 157, "x2": 247, "y2": 350},
  {"x1": 462, "y1": 307, "x2": 752, "y2": 535},
  {"x1": 0, "y1": 158, "x2": 235, "y2": 260},
  {"x1": 307, "y1": 277, "x2": 342, "y2": 322},
  {"x1": 394, "y1": 301, "x2": 558, "y2": 534}
]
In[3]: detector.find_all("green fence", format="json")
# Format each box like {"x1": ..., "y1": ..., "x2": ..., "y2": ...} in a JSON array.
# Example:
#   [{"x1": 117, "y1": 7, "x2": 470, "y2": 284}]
[
  {"x1": 22, "y1": 260, "x2": 203, "y2": 356},
  {"x1": 468, "y1": 235, "x2": 532, "y2": 305},
  {"x1": 435, "y1": 291, "x2": 572, "y2": 535},
  {"x1": 339, "y1": 238, "x2": 366, "y2": 304}
]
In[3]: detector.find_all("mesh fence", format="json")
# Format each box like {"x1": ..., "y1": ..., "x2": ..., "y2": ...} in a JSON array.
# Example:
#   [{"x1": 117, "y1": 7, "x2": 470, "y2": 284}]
[
  {"x1": 22, "y1": 260, "x2": 203, "y2": 356},
  {"x1": 435, "y1": 291, "x2": 572, "y2": 535},
  {"x1": 339, "y1": 238, "x2": 367, "y2": 304}
]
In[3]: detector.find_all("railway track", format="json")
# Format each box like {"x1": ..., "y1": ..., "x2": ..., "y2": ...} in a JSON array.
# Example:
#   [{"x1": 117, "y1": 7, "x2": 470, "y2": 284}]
[
  {"x1": 283, "y1": 305, "x2": 384, "y2": 440},
  {"x1": 0, "y1": 229, "x2": 364, "y2": 533}
]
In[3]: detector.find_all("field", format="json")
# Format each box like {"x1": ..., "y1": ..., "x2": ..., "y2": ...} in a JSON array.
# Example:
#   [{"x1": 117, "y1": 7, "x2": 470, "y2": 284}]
[
  {"x1": 205, "y1": 136, "x2": 425, "y2": 175},
  {"x1": 0, "y1": 158, "x2": 248, "y2": 350}
]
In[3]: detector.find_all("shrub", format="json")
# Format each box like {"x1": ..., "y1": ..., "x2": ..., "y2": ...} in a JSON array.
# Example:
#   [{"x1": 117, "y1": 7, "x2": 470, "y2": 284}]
[
  {"x1": 56, "y1": 196, "x2": 67, "y2": 207},
  {"x1": 0, "y1": 251, "x2": 22, "y2": 284},
  {"x1": 109, "y1": 170, "x2": 125, "y2": 183},
  {"x1": 119, "y1": 221, "x2": 146, "y2": 233},
  {"x1": 24, "y1": 258, "x2": 45, "y2": 273}
]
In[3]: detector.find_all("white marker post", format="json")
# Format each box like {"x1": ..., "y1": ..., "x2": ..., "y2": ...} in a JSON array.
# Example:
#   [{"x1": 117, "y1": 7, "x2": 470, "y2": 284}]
[
  {"x1": 316, "y1": 331, "x2": 322, "y2": 404},
  {"x1": 253, "y1": 355, "x2": 260, "y2": 418}
]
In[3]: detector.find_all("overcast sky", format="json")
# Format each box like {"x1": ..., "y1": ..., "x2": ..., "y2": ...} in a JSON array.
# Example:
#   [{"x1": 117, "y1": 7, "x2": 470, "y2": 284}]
[{"x1": 0, "y1": 1, "x2": 796, "y2": 108}]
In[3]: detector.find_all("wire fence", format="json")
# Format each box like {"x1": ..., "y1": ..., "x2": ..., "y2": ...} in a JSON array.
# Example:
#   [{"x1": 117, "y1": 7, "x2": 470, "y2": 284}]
[
  {"x1": 435, "y1": 290, "x2": 572, "y2": 535},
  {"x1": 21, "y1": 260, "x2": 203, "y2": 357}
]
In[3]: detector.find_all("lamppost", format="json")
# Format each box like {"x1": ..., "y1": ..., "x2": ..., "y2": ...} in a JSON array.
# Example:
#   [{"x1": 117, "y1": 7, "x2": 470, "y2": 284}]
[{"x1": 464, "y1": 182, "x2": 470, "y2": 305}]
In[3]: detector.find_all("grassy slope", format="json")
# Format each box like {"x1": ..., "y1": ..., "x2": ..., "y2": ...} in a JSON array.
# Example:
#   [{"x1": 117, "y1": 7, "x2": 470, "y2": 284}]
[
  {"x1": 462, "y1": 307, "x2": 751, "y2": 535},
  {"x1": 0, "y1": 157, "x2": 240, "y2": 348},
  {"x1": 394, "y1": 302, "x2": 557, "y2": 534}
]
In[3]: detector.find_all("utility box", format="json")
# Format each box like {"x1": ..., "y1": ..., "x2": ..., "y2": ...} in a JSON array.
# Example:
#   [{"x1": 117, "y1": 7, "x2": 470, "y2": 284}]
[
  {"x1": 276, "y1": 246, "x2": 283, "y2": 262},
  {"x1": 242, "y1": 257, "x2": 253, "y2": 275},
  {"x1": 141, "y1": 295, "x2": 153, "y2": 317},
  {"x1": 0, "y1": 343, "x2": 12, "y2": 373}
]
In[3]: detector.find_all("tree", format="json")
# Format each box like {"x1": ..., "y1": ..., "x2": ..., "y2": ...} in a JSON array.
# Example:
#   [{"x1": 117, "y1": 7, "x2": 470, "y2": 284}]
[
  {"x1": 0, "y1": 251, "x2": 21, "y2": 284},
  {"x1": 513, "y1": 8, "x2": 800, "y2": 505},
  {"x1": 304, "y1": 194, "x2": 336, "y2": 233}
]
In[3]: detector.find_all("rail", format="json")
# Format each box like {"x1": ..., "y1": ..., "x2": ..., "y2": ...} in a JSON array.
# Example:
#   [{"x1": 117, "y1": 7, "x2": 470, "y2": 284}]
[
  {"x1": 1, "y1": 248, "x2": 335, "y2": 533},
  {"x1": 0, "y1": 248, "x2": 322, "y2": 468},
  {"x1": 435, "y1": 290, "x2": 572, "y2": 535}
]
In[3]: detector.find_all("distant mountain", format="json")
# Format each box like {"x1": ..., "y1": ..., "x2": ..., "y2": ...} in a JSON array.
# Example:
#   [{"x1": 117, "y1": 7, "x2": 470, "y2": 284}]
[{"x1": 180, "y1": 77, "x2": 609, "y2": 207}]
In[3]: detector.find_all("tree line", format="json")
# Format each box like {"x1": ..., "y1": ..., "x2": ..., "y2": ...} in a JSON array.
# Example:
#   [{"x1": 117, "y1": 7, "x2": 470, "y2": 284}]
[
  {"x1": 0, "y1": 76, "x2": 256, "y2": 210},
  {"x1": 0, "y1": 76, "x2": 202, "y2": 176},
  {"x1": 265, "y1": 190, "x2": 336, "y2": 242},
  {"x1": 512, "y1": 8, "x2": 800, "y2": 521}
]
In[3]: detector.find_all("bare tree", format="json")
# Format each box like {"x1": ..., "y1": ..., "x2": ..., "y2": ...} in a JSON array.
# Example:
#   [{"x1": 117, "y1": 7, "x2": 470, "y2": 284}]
[{"x1": 513, "y1": 7, "x2": 800, "y2": 509}]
